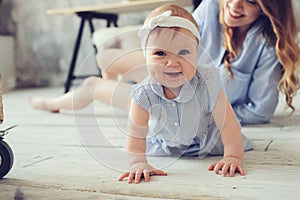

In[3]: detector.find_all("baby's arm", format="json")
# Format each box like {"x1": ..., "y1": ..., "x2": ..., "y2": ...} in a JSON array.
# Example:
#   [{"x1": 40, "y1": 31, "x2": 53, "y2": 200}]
[
  {"x1": 209, "y1": 89, "x2": 245, "y2": 177},
  {"x1": 118, "y1": 100, "x2": 167, "y2": 183}
]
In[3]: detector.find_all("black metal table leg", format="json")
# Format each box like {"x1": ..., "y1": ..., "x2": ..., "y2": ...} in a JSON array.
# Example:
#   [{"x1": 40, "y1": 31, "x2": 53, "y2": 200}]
[
  {"x1": 64, "y1": 17, "x2": 86, "y2": 93},
  {"x1": 64, "y1": 12, "x2": 118, "y2": 93}
]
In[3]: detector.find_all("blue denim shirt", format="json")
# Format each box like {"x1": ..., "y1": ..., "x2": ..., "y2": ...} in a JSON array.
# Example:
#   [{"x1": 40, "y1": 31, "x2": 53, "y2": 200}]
[{"x1": 193, "y1": 0, "x2": 282, "y2": 124}]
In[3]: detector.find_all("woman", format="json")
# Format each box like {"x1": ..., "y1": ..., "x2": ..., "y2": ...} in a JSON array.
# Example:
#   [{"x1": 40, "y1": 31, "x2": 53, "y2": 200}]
[
  {"x1": 193, "y1": 0, "x2": 300, "y2": 124},
  {"x1": 30, "y1": 0, "x2": 300, "y2": 125}
]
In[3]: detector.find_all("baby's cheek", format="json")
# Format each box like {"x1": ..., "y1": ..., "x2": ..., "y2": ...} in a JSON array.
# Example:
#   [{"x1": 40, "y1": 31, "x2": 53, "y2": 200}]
[
  {"x1": 148, "y1": 68, "x2": 159, "y2": 80},
  {"x1": 184, "y1": 55, "x2": 198, "y2": 67}
]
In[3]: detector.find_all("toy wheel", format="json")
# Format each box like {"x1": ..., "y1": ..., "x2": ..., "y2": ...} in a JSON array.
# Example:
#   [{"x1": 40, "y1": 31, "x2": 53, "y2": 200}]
[{"x1": 0, "y1": 140, "x2": 14, "y2": 179}]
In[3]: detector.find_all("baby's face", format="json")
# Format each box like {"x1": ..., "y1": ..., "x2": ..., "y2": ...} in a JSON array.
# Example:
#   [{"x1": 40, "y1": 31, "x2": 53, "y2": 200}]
[{"x1": 145, "y1": 28, "x2": 198, "y2": 89}]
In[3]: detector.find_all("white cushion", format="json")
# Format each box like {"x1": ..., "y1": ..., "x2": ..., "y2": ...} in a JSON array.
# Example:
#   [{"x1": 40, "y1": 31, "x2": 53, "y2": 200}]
[{"x1": 92, "y1": 25, "x2": 141, "y2": 50}]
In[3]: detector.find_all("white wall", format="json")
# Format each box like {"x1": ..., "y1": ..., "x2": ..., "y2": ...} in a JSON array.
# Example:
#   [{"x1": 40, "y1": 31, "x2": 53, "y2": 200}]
[
  {"x1": 0, "y1": 0, "x2": 299, "y2": 89},
  {"x1": 1, "y1": 0, "x2": 145, "y2": 88},
  {"x1": 0, "y1": 36, "x2": 15, "y2": 92}
]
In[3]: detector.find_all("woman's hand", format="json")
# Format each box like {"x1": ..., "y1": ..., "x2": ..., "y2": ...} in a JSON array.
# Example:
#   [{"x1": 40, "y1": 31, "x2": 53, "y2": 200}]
[
  {"x1": 208, "y1": 156, "x2": 245, "y2": 177},
  {"x1": 118, "y1": 162, "x2": 167, "y2": 184}
]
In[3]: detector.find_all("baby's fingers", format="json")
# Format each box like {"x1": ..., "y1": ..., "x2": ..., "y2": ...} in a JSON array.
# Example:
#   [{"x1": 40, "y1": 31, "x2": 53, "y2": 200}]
[
  {"x1": 208, "y1": 162, "x2": 217, "y2": 171},
  {"x1": 119, "y1": 169, "x2": 167, "y2": 184},
  {"x1": 118, "y1": 171, "x2": 145, "y2": 184},
  {"x1": 150, "y1": 170, "x2": 168, "y2": 176},
  {"x1": 118, "y1": 171, "x2": 142, "y2": 183},
  {"x1": 229, "y1": 165, "x2": 236, "y2": 177},
  {"x1": 225, "y1": 165, "x2": 245, "y2": 177},
  {"x1": 209, "y1": 162, "x2": 224, "y2": 175},
  {"x1": 221, "y1": 163, "x2": 231, "y2": 176},
  {"x1": 118, "y1": 172, "x2": 130, "y2": 181},
  {"x1": 128, "y1": 171, "x2": 137, "y2": 184},
  {"x1": 234, "y1": 165, "x2": 245, "y2": 176},
  {"x1": 143, "y1": 169, "x2": 150, "y2": 182},
  {"x1": 134, "y1": 171, "x2": 143, "y2": 184}
]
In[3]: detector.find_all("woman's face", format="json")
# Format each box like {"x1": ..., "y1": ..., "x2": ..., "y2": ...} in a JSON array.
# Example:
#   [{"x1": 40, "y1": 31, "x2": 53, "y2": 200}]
[
  {"x1": 222, "y1": 0, "x2": 261, "y2": 31},
  {"x1": 145, "y1": 28, "x2": 198, "y2": 90}
]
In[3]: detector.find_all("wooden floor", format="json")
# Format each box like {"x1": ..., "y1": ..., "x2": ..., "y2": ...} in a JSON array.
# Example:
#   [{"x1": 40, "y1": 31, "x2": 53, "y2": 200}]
[{"x1": 0, "y1": 87, "x2": 300, "y2": 200}]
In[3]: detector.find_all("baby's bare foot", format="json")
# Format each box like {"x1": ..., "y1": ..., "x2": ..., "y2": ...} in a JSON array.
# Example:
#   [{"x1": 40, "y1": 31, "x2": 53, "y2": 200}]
[{"x1": 29, "y1": 97, "x2": 59, "y2": 113}]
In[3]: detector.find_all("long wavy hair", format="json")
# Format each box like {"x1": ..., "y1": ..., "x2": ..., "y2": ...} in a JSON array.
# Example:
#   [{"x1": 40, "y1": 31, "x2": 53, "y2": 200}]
[{"x1": 220, "y1": 0, "x2": 300, "y2": 111}]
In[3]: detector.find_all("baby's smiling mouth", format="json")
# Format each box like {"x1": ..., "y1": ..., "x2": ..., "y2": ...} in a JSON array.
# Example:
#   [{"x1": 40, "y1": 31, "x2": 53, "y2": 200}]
[{"x1": 164, "y1": 72, "x2": 182, "y2": 78}]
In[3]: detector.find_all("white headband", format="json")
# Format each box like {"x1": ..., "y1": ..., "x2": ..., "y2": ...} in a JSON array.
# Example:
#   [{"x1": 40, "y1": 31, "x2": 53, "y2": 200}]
[{"x1": 138, "y1": 10, "x2": 200, "y2": 54}]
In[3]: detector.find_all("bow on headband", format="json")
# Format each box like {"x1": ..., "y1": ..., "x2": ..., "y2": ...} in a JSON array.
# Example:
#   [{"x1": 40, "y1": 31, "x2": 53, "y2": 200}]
[{"x1": 138, "y1": 10, "x2": 200, "y2": 54}]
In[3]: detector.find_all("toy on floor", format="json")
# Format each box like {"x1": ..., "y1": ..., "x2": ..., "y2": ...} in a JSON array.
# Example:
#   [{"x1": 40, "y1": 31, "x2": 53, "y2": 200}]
[
  {"x1": 0, "y1": 73, "x2": 15, "y2": 179},
  {"x1": 0, "y1": 125, "x2": 16, "y2": 179}
]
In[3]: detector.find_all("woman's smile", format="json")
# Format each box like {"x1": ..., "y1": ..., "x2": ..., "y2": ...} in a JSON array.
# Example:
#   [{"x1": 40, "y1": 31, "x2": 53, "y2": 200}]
[{"x1": 229, "y1": 8, "x2": 244, "y2": 19}]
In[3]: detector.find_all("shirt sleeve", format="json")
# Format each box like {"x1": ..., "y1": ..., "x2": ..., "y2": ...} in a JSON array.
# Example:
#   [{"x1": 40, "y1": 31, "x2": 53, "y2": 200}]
[
  {"x1": 130, "y1": 81, "x2": 151, "y2": 112},
  {"x1": 199, "y1": 67, "x2": 223, "y2": 112},
  {"x1": 233, "y1": 45, "x2": 282, "y2": 125}
]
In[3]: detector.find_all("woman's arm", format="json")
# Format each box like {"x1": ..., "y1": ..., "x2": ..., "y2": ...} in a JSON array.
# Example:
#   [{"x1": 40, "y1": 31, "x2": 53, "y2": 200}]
[
  {"x1": 231, "y1": 41, "x2": 282, "y2": 125},
  {"x1": 209, "y1": 89, "x2": 245, "y2": 177}
]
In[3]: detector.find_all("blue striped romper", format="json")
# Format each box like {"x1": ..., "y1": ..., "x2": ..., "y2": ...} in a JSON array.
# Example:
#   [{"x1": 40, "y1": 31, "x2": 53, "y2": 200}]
[{"x1": 130, "y1": 67, "x2": 253, "y2": 157}]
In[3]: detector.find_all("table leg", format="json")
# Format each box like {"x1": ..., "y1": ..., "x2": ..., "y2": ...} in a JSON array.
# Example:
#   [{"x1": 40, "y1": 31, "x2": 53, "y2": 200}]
[
  {"x1": 64, "y1": 12, "x2": 118, "y2": 93},
  {"x1": 64, "y1": 17, "x2": 85, "y2": 93},
  {"x1": 87, "y1": 18, "x2": 102, "y2": 76}
]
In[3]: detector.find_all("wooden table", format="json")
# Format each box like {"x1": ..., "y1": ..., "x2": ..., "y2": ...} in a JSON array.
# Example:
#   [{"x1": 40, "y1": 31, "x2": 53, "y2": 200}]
[
  {"x1": 47, "y1": 0, "x2": 193, "y2": 93},
  {"x1": 47, "y1": 0, "x2": 193, "y2": 15}
]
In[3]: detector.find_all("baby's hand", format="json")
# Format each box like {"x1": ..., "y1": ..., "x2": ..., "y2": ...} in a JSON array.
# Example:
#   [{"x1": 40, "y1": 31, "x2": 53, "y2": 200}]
[
  {"x1": 208, "y1": 156, "x2": 245, "y2": 177},
  {"x1": 118, "y1": 162, "x2": 167, "y2": 184}
]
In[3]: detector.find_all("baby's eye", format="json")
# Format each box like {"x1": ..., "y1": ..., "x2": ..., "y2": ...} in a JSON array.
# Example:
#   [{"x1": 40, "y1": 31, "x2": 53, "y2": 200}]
[
  {"x1": 179, "y1": 49, "x2": 189, "y2": 55},
  {"x1": 154, "y1": 51, "x2": 166, "y2": 56}
]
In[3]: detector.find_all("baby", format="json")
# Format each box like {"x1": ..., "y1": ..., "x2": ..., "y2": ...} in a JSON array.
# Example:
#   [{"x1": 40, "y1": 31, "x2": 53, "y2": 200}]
[{"x1": 118, "y1": 4, "x2": 253, "y2": 184}]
